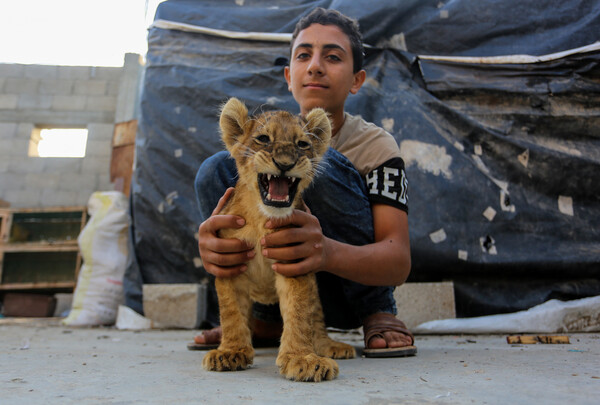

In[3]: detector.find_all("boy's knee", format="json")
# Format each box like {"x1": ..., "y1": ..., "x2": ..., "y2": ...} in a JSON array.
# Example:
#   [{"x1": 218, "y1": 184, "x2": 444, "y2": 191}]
[{"x1": 194, "y1": 151, "x2": 230, "y2": 190}]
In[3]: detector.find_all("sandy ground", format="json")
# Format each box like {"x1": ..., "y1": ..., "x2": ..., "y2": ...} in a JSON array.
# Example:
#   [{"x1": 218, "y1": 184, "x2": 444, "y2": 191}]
[{"x1": 0, "y1": 318, "x2": 598, "y2": 405}]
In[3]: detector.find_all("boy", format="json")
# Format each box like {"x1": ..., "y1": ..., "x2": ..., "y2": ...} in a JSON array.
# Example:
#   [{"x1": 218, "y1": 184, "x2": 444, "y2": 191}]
[{"x1": 193, "y1": 8, "x2": 416, "y2": 357}]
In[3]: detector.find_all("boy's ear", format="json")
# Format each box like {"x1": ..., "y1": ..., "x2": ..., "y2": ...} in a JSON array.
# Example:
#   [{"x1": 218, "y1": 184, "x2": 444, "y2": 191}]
[
  {"x1": 284, "y1": 66, "x2": 292, "y2": 92},
  {"x1": 304, "y1": 107, "x2": 331, "y2": 157},
  {"x1": 350, "y1": 69, "x2": 366, "y2": 95},
  {"x1": 219, "y1": 98, "x2": 248, "y2": 152}
]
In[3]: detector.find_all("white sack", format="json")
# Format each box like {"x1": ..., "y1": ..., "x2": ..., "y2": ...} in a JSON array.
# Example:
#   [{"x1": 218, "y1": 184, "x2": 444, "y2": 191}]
[
  {"x1": 63, "y1": 191, "x2": 130, "y2": 326},
  {"x1": 414, "y1": 296, "x2": 600, "y2": 334}
]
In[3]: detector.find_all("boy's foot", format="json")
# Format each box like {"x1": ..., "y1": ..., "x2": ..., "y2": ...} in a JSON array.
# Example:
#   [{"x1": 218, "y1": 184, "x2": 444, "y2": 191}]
[
  {"x1": 362, "y1": 312, "x2": 417, "y2": 358},
  {"x1": 187, "y1": 318, "x2": 283, "y2": 350}
]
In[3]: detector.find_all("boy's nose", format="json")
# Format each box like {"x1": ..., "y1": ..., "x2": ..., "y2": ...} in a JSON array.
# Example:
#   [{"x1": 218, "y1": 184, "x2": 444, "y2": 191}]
[{"x1": 307, "y1": 56, "x2": 323, "y2": 76}]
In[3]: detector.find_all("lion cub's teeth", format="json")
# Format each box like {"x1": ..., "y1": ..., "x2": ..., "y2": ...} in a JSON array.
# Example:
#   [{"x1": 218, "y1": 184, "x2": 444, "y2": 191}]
[
  {"x1": 267, "y1": 174, "x2": 272, "y2": 181},
  {"x1": 267, "y1": 193, "x2": 272, "y2": 201},
  {"x1": 285, "y1": 195, "x2": 289, "y2": 202}
]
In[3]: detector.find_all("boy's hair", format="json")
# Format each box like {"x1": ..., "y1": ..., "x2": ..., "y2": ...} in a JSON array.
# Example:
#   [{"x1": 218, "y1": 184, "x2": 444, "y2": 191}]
[{"x1": 290, "y1": 7, "x2": 364, "y2": 73}]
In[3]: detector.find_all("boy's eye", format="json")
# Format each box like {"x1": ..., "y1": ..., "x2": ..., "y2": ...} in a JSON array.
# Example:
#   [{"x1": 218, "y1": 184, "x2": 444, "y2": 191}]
[
  {"x1": 255, "y1": 134, "x2": 270, "y2": 144},
  {"x1": 327, "y1": 54, "x2": 341, "y2": 62},
  {"x1": 296, "y1": 53, "x2": 310, "y2": 60}
]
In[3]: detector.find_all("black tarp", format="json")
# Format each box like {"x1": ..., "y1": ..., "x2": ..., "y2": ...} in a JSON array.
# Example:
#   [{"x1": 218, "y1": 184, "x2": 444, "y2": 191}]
[{"x1": 125, "y1": 0, "x2": 600, "y2": 318}]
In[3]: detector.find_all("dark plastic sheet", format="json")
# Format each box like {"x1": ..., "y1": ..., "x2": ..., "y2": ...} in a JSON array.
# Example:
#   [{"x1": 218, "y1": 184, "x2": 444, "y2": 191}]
[{"x1": 124, "y1": 0, "x2": 600, "y2": 316}]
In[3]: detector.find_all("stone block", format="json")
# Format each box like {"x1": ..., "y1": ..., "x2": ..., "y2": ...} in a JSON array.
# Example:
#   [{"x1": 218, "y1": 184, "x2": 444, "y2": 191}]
[
  {"x1": 0, "y1": 123, "x2": 18, "y2": 138},
  {"x1": 143, "y1": 284, "x2": 207, "y2": 329},
  {"x1": 18, "y1": 94, "x2": 53, "y2": 109},
  {"x1": 0, "y1": 94, "x2": 18, "y2": 109},
  {"x1": 58, "y1": 172, "x2": 96, "y2": 192},
  {"x1": 0, "y1": 64, "x2": 24, "y2": 77},
  {"x1": 24, "y1": 65, "x2": 58, "y2": 79},
  {"x1": 74, "y1": 80, "x2": 107, "y2": 95},
  {"x1": 81, "y1": 156, "x2": 110, "y2": 174},
  {"x1": 393, "y1": 282, "x2": 456, "y2": 329},
  {"x1": 39, "y1": 79, "x2": 74, "y2": 95},
  {"x1": 52, "y1": 95, "x2": 87, "y2": 111},
  {"x1": 40, "y1": 188, "x2": 78, "y2": 207},
  {"x1": 9, "y1": 156, "x2": 45, "y2": 173},
  {"x1": 43, "y1": 158, "x2": 83, "y2": 173},
  {"x1": 4, "y1": 78, "x2": 39, "y2": 94},
  {"x1": 86, "y1": 95, "x2": 117, "y2": 112},
  {"x1": 90, "y1": 66, "x2": 122, "y2": 80},
  {"x1": 58, "y1": 66, "x2": 90, "y2": 80},
  {"x1": 25, "y1": 172, "x2": 60, "y2": 189},
  {"x1": 8, "y1": 189, "x2": 43, "y2": 207}
]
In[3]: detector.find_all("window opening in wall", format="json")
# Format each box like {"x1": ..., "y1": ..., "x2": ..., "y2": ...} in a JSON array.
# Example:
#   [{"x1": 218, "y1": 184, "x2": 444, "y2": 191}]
[{"x1": 28, "y1": 128, "x2": 89, "y2": 158}]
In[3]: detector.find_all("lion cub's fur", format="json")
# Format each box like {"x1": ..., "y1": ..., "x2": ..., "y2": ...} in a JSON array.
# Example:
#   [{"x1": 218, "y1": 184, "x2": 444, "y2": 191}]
[{"x1": 201, "y1": 98, "x2": 356, "y2": 382}]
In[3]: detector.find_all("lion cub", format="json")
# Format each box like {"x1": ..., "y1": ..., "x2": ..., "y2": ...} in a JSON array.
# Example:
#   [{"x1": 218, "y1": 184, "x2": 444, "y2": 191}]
[{"x1": 202, "y1": 98, "x2": 356, "y2": 382}]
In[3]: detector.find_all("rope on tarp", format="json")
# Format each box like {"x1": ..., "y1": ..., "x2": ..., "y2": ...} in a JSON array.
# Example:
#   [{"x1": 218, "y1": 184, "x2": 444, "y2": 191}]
[{"x1": 151, "y1": 19, "x2": 600, "y2": 65}]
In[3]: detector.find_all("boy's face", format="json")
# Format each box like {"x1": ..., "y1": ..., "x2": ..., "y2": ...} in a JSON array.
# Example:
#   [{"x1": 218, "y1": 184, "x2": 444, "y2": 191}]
[{"x1": 285, "y1": 23, "x2": 365, "y2": 117}]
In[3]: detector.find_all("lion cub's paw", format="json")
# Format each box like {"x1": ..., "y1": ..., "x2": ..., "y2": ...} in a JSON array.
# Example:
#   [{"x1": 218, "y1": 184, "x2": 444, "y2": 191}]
[
  {"x1": 315, "y1": 339, "x2": 356, "y2": 359},
  {"x1": 277, "y1": 353, "x2": 339, "y2": 382},
  {"x1": 202, "y1": 348, "x2": 254, "y2": 372}
]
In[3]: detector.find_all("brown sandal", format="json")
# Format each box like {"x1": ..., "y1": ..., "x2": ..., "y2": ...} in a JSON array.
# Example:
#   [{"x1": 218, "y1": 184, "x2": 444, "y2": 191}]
[
  {"x1": 187, "y1": 327, "x2": 221, "y2": 350},
  {"x1": 362, "y1": 313, "x2": 417, "y2": 358},
  {"x1": 187, "y1": 322, "x2": 281, "y2": 351}
]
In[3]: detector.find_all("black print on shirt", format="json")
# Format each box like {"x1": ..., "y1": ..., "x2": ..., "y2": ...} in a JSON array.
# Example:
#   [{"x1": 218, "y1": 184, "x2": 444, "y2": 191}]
[{"x1": 365, "y1": 157, "x2": 408, "y2": 212}]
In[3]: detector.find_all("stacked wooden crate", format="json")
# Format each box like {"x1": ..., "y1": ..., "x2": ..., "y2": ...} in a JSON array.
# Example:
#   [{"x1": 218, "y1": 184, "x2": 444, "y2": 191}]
[{"x1": 0, "y1": 207, "x2": 87, "y2": 291}]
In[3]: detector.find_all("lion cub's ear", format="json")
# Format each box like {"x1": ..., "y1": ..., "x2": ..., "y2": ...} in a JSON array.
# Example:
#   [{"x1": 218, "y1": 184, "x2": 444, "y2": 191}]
[
  {"x1": 220, "y1": 98, "x2": 249, "y2": 152},
  {"x1": 304, "y1": 107, "x2": 332, "y2": 156}
]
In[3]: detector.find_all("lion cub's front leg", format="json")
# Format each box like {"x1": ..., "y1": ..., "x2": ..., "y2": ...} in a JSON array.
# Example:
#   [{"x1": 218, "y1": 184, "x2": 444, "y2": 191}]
[
  {"x1": 312, "y1": 297, "x2": 356, "y2": 360},
  {"x1": 275, "y1": 274, "x2": 339, "y2": 382},
  {"x1": 202, "y1": 277, "x2": 254, "y2": 372}
]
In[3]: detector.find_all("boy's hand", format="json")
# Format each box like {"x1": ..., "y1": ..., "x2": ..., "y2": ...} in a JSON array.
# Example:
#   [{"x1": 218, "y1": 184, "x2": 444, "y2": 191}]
[
  {"x1": 198, "y1": 187, "x2": 255, "y2": 278},
  {"x1": 261, "y1": 206, "x2": 328, "y2": 277}
]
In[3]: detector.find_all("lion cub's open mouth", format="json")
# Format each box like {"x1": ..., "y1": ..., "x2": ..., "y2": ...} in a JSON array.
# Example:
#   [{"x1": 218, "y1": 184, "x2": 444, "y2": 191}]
[{"x1": 258, "y1": 173, "x2": 301, "y2": 208}]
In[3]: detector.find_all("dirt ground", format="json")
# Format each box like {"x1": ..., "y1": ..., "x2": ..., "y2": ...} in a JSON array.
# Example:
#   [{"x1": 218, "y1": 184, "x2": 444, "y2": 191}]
[{"x1": 0, "y1": 318, "x2": 598, "y2": 404}]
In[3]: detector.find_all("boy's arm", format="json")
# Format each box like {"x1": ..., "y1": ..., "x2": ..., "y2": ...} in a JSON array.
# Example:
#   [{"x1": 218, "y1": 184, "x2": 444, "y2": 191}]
[{"x1": 262, "y1": 203, "x2": 411, "y2": 286}]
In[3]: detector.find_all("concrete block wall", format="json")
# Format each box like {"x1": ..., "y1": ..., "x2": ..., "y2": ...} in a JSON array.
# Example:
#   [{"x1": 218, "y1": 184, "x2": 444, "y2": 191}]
[{"x1": 0, "y1": 54, "x2": 142, "y2": 208}]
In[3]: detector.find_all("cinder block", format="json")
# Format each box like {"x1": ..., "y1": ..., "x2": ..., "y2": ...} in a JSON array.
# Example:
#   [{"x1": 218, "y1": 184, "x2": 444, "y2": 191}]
[
  {"x1": 57, "y1": 173, "x2": 96, "y2": 192},
  {"x1": 52, "y1": 95, "x2": 87, "y2": 111},
  {"x1": 24, "y1": 65, "x2": 58, "y2": 79},
  {"x1": 39, "y1": 79, "x2": 74, "y2": 95},
  {"x1": 81, "y1": 156, "x2": 111, "y2": 174},
  {"x1": 74, "y1": 80, "x2": 107, "y2": 95},
  {"x1": 58, "y1": 66, "x2": 90, "y2": 80},
  {"x1": 0, "y1": 123, "x2": 18, "y2": 139},
  {"x1": 143, "y1": 284, "x2": 207, "y2": 329},
  {"x1": 86, "y1": 95, "x2": 117, "y2": 112},
  {"x1": 25, "y1": 172, "x2": 60, "y2": 189},
  {"x1": 4, "y1": 78, "x2": 39, "y2": 94},
  {"x1": 394, "y1": 282, "x2": 456, "y2": 329},
  {"x1": 90, "y1": 66, "x2": 122, "y2": 80},
  {"x1": 0, "y1": 64, "x2": 24, "y2": 77},
  {"x1": 39, "y1": 189, "x2": 78, "y2": 207},
  {"x1": 0, "y1": 94, "x2": 18, "y2": 109},
  {"x1": 18, "y1": 94, "x2": 53, "y2": 109}
]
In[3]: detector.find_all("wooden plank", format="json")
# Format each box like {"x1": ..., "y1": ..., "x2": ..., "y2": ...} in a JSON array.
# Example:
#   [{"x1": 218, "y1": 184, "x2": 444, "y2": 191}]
[
  {"x1": 0, "y1": 206, "x2": 86, "y2": 214},
  {"x1": 0, "y1": 208, "x2": 12, "y2": 243},
  {"x1": 110, "y1": 144, "x2": 134, "y2": 196},
  {"x1": 1, "y1": 243, "x2": 79, "y2": 253},
  {"x1": 507, "y1": 335, "x2": 570, "y2": 344},
  {"x1": 112, "y1": 119, "x2": 137, "y2": 147},
  {"x1": 0, "y1": 281, "x2": 76, "y2": 290}
]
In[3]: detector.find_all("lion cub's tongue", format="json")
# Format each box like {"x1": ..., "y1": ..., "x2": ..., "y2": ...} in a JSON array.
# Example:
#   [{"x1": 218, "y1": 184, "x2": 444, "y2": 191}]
[{"x1": 268, "y1": 177, "x2": 289, "y2": 201}]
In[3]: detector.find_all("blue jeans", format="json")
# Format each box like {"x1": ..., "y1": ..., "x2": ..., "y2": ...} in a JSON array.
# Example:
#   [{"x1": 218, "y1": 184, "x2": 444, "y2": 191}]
[{"x1": 195, "y1": 148, "x2": 397, "y2": 329}]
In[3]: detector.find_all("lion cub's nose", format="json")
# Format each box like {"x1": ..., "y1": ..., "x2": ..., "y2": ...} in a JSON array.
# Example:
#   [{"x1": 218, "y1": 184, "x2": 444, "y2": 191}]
[{"x1": 273, "y1": 159, "x2": 294, "y2": 173}]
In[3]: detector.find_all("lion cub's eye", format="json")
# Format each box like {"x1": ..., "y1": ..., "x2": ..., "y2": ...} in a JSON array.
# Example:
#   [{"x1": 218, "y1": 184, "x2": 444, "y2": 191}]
[
  {"x1": 297, "y1": 140, "x2": 311, "y2": 150},
  {"x1": 254, "y1": 134, "x2": 271, "y2": 145}
]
